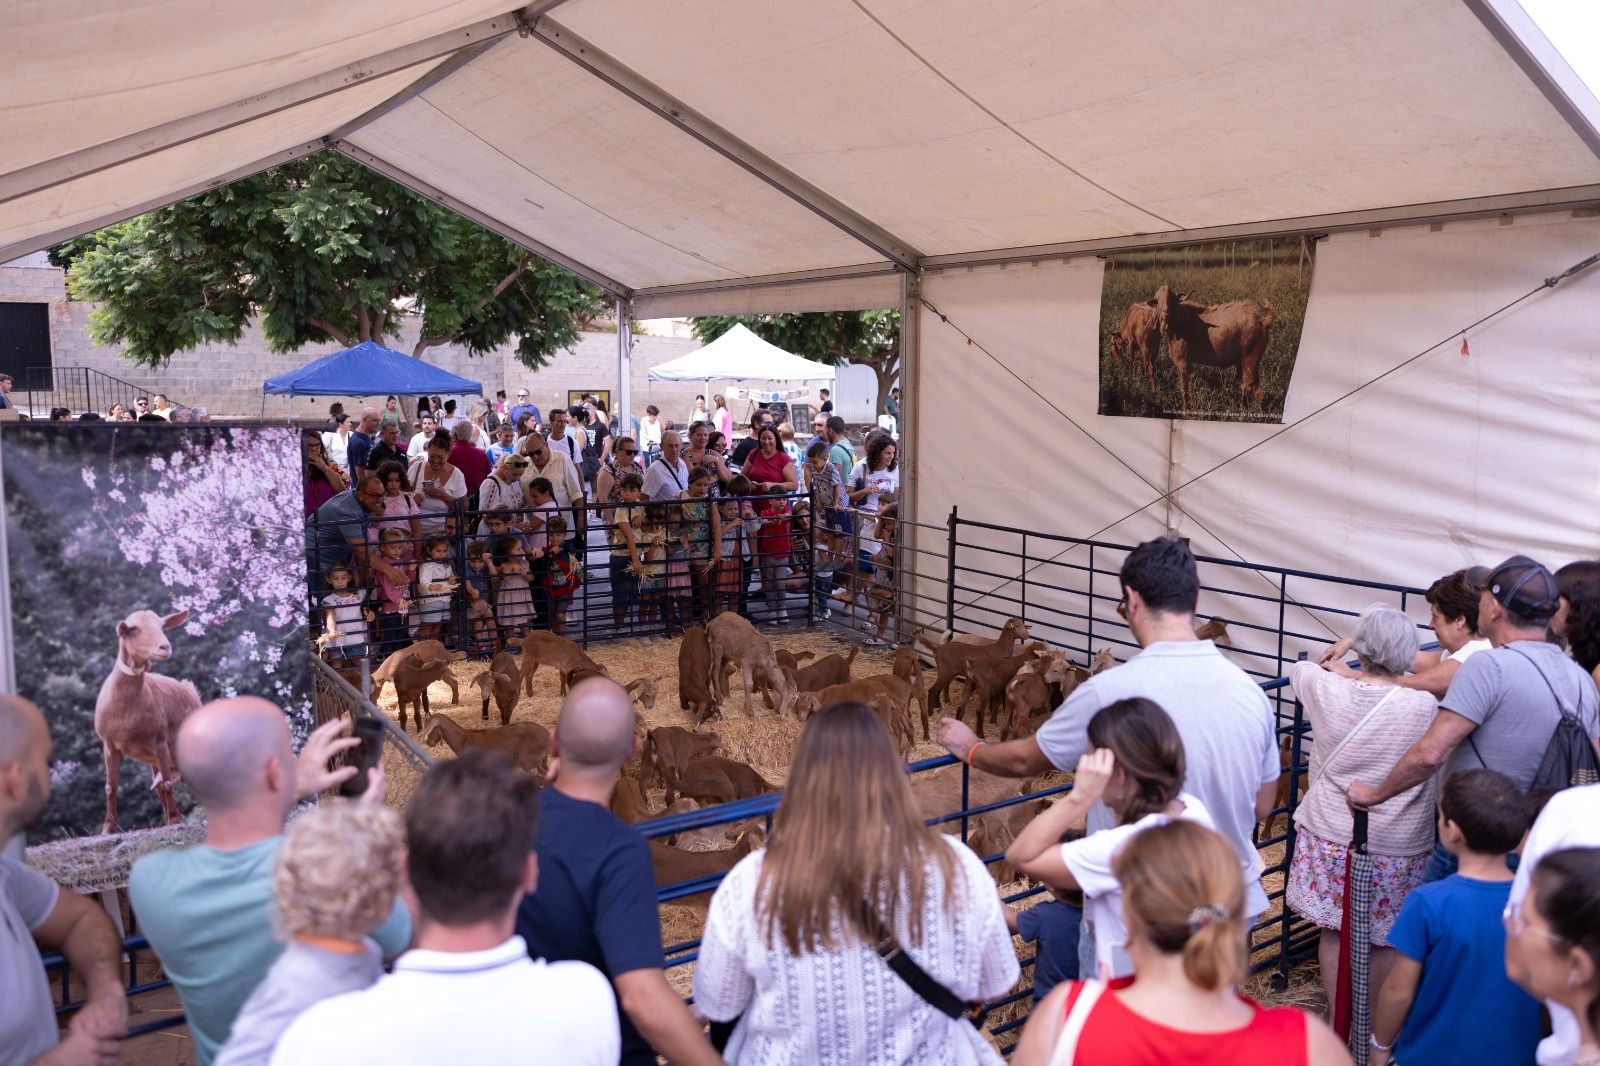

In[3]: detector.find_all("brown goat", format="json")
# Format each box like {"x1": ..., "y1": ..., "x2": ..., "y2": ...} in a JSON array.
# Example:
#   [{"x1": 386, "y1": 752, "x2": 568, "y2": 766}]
[
  {"x1": 610, "y1": 776, "x2": 651, "y2": 825},
  {"x1": 919, "y1": 618, "x2": 1031, "y2": 714},
  {"x1": 95, "y1": 609, "x2": 202, "y2": 834},
  {"x1": 422, "y1": 714, "x2": 551, "y2": 778},
  {"x1": 1001, "y1": 650, "x2": 1075, "y2": 742},
  {"x1": 774, "y1": 650, "x2": 815, "y2": 672},
  {"x1": 782, "y1": 648, "x2": 859, "y2": 695},
  {"x1": 1153, "y1": 284, "x2": 1274, "y2": 414},
  {"x1": 650, "y1": 827, "x2": 764, "y2": 913},
  {"x1": 957, "y1": 642, "x2": 1049, "y2": 734},
  {"x1": 910, "y1": 763, "x2": 1027, "y2": 831},
  {"x1": 642, "y1": 725, "x2": 724, "y2": 803},
  {"x1": 519, "y1": 631, "x2": 606, "y2": 696},
  {"x1": 386, "y1": 644, "x2": 465, "y2": 733},
  {"x1": 1194, "y1": 617, "x2": 1233, "y2": 645},
  {"x1": 1263, "y1": 733, "x2": 1309, "y2": 837},
  {"x1": 792, "y1": 677, "x2": 916, "y2": 754},
  {"x1": 707, "y1": 612, "x2": 795, "y2": 718},
  {"x1": 474, "y1": 651, "x2": 520, "y2": 725},
  {"x1": 371, "y1": 640, "x2": 463, "y2": 706},
  {"x1": 672, "y1": 755, "x2": 776, "y2": 807},
  {"x1": 677, "y1": 626, "x2": 722, "y2": 725},
  {"x1": 1108, "y1": 299, "x2": 1162, "y2": 392},
  {"x1": 892, "y1": 646, "x2": 931, "y2": 740}
]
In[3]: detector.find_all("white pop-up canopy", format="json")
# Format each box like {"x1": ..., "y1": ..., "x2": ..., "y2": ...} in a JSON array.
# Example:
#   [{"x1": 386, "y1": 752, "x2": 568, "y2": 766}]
[{"x1": 647, "y1": 324, "x2": 835, "y2": 383}]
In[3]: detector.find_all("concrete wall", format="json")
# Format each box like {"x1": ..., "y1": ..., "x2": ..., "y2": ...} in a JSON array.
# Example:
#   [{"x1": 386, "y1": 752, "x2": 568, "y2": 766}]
[{"x1": 0, "y1": 261, "x2": 710, "y2": 424}]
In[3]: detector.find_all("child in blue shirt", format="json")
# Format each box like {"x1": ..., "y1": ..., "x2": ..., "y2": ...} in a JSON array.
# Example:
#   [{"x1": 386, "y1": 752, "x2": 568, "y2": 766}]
[
  {"x1": 1372, "y1": 769, "x2": 1542, "y2": 1066},
  {"x1": 1006, "y1": 886, "x2": 1083, "y2": 1002}
]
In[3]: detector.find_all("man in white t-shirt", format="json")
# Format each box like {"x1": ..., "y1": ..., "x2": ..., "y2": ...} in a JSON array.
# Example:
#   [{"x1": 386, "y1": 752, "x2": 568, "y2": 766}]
[
  {"x1": 938, "y1": 537, "x2": 1280, "y2": 921},
  {"x1": 272, "y1": 749, "x2": 619, "y2": 1066},
  {"x1": 546, "y1": 407, "x2": 585, "y2": 473},
  {"x1": 641, "y1": 431, "x2": 689, "y2": 503},
  {"x1": 1321, "y1": 568, "x2": 1491, "y2": 699},
  {"x1": 407, "y1": 414, "x2": 437, "y2": 457},
  {"x1": 1508, "y1": 784, "x2": 1600, "y2": 1066}
]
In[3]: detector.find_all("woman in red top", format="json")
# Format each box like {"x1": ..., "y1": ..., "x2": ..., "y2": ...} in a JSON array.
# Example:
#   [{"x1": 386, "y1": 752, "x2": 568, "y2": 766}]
[
  {"x1": 1013, "y1": 820, "x2": 1351, "y2": 1066},
  {"x1": 742, "y1": 425, "x2": 798, "y2": 624}
]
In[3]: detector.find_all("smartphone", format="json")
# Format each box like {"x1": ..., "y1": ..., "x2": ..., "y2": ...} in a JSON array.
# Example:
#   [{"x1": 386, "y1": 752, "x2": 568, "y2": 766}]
[
  {"x1": 338, "y1": 717, "x2": 386, "y2": 798},
  {"x1": 423, "y1": 479, "x2": 436, "y2": 490}
]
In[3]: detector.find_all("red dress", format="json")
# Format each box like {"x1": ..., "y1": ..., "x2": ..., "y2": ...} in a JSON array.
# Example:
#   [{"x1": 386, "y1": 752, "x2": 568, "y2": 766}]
[
  {"x1": 742, "y1": 448, "x2": 792, "y2": 560},
  {"x1": 1052, "y1": 978, "x2": 1307, "y2": 1066}
]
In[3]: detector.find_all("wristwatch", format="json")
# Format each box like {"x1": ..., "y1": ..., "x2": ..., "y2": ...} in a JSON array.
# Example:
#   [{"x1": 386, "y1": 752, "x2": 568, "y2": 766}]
[{"x1": 1370, "y1": 1033, "x2": 1393, "y2": 1053}]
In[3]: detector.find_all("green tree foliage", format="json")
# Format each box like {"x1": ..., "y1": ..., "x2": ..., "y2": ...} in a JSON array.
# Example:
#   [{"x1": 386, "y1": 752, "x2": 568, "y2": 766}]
[
  {"x1": 690, "y1": 311, "x2": 900, "y2": 410},
  {"x1": 52, "y1": 151, "x2": 606, "y2": 368}
]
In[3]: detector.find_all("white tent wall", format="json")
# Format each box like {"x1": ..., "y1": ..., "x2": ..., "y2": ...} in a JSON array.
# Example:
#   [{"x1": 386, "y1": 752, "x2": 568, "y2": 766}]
[{"x1": 910, "y1": 212, "x2": 1600, "y2": 672}]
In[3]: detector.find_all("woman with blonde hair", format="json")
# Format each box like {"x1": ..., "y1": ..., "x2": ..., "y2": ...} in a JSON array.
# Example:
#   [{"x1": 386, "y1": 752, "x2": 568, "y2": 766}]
[
  {"x1": 1013, "y1": 820, "x2": 1351, "y2": 1066},
  {"x1": 695, "y1": 701, "x2": 1019, "y2": 1064},
  {"x1": 216, "y1": 802, "x2": 406, "y2": 1066}
]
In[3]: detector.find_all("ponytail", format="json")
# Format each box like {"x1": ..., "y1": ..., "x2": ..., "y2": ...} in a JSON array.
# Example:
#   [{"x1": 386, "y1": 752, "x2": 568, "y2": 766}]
[{"x1": 1113, "y1": 820, "x2": 1246, "y2": 991}]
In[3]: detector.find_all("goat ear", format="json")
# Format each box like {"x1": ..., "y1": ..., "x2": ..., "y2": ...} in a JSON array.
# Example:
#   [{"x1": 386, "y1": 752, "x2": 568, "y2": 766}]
[
  {"x1": 162, "y1": 611, "x2": 190, "y2": 630},
  {"x1": 117, "y1": 621, "x2": 134, "y2": 638}
]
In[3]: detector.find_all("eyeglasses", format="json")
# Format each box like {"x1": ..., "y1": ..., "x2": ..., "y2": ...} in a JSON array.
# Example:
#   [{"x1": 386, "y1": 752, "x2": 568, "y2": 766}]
[
  {"x1": 517, "y1": 393, "x2": 529, "y2": 399},
  {"x1": 620, "y1": 449, "x2": 637, "y2": 456},
  {"x1": 1502, "y1": 906, "x2": 1569, "y2": 946}
]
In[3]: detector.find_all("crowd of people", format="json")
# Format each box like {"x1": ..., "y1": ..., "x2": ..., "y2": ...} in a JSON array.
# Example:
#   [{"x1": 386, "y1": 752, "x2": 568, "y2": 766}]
[
  {"x1": 3, "y1": 531, "x2": 1600, "y2": 1064},
  {"x1": 306, "y1": 390, "x2": 906, "y2": 661}
]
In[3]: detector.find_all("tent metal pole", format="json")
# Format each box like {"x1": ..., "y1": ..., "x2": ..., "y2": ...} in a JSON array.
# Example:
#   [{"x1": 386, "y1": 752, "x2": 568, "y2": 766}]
[
  {"x1": 895, "y1": 269, "x2": 920, "y2": 644},
  {"x1": 616, "y1": 297, "x2": 633, "y2": 443}
]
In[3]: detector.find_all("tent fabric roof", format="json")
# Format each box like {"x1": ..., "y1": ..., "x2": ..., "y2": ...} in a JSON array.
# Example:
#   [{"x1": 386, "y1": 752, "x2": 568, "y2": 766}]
[
  {"x1": 4, "y1": 0, "x2": 1599, "y2": 303},
  {"x1": 647, "y1": 324, "x2": 836, "y2": 383},
  {"x1": 262, "y1": 341, "x2": 484, "y2": 397}
]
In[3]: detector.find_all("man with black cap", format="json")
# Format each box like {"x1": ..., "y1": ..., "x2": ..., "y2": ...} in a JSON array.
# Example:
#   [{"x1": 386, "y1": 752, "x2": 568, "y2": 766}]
[{"x1": 1350, "y1": 554, "x2": 1599, "y2": 879}]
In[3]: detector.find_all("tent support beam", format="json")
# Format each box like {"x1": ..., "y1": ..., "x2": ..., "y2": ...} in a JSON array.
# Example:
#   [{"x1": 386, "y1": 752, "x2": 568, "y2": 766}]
[
  {"x1": 918, "y1": 184, "x2": 1600, "y2": 270},
  {"x1": 526, "y1": 16, "x2": 924, "y2": 274},
  {"x1": 632, "y1": 262, "x2": 899, "y2": 301},
  {"x1": 323, "y1": 37, "x2": 507, "y2": 145},
  {"x1": 894, "y1": 269, "x2": 920, "y2": 645},
  {"x1": 1464, "y1": 0, "x2": 1600, "y2": 160},
  {"x1": 332, "y1": 142, "x2": 632, "y2": 299},
  {"x1": 616, "y1": 297, "x2": 633, "y2": 447},
  {"x1": 0, "y1": 14, "x2": 522, "y2": 206},
  {"x1": 0, "y1": 139, "x2": 328, "y2": 263}
]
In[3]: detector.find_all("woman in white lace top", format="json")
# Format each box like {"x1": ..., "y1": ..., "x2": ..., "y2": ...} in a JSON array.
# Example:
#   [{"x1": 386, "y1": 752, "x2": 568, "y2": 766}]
[{"x1": 694, "y1": 702, "x2": 1020, "y2": 1065}]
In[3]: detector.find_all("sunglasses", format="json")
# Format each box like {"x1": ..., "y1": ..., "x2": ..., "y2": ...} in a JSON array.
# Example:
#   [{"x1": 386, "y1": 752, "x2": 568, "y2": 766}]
[
  {"x1": 509, "y1": 459, "x2": 529, "y2": 468},
  {"x1": 528, "y1": 450, "x2": 546, "y2": 458},
  {"x1": 620, "y1": 449, "x2": 637, "y2": 456}
]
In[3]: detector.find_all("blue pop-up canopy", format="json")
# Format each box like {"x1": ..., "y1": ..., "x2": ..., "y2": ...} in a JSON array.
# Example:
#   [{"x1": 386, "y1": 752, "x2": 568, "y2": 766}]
[{"x1": 261, "y1": 341, "x2": 484, "y2": 397}]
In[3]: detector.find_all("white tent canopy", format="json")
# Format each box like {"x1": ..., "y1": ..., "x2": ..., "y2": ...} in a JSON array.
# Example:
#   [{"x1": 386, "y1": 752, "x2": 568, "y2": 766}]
[{"x1": 646, "y1": 324, "x2": 834, "y2": 383}]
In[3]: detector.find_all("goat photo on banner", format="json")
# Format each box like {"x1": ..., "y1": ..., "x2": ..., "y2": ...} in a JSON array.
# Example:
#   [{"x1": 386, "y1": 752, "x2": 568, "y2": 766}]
[
  {"x1": 0, "y1": 423, "x2": 311, "y2": 843},
  {"x1": 1098, "y1": 236, "x2": 1316, "y2": 422}
]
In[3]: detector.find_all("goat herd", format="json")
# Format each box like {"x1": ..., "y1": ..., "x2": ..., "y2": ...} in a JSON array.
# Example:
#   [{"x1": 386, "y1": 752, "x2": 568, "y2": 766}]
[
  {"x1": 349, "y1": 611, "x2": 1230, "y2": 910},
  {"x1": 1107, "y1": 283, "x2": 1277, "y2": 412}
]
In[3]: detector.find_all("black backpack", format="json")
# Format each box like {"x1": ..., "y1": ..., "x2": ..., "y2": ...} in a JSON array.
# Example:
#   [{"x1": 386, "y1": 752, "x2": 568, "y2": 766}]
[{"x1": 1509, "y1": 646, "x2": 1600, "y2": 791}]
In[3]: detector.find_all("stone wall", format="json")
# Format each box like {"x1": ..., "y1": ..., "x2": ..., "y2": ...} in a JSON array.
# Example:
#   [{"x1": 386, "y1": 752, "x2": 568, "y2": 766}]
[{"x1": 0, "y1": 261, "x2": 710, "y2": 424}]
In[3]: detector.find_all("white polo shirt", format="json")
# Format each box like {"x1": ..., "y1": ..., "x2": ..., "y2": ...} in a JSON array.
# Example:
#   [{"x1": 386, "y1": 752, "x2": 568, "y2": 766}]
[{"x1": 270, "y1": 937, "x2": 618, "y2": 1066}]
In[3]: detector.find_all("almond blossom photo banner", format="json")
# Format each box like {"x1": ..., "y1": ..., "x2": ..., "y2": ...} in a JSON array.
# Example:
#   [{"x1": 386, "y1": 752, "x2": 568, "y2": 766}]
[{"x1": 1, "y1": 423, "x2": 311, "y2": 841}]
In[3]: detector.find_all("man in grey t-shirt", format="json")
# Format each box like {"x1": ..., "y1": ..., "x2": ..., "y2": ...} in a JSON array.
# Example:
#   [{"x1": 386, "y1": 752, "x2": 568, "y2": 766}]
[
  {"x1": 0, "y1": 695, "x2": 127, "y2": 1065},
  {"x1": 938, "y1": 537, "x2": 1280, "y2": 918},
  {"x1": 1350, "y1": 555, "x2": 1600, "y2": 878}
]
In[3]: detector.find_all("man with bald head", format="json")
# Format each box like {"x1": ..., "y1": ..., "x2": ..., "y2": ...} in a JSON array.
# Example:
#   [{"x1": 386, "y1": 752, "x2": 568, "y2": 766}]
[
  {"x1": 516, "y1": 678, "x2": 723, "y2": 1066},
  {"x1": 641, "y1": 430, "x2": 688, "y2": 503},
  {"x1": 347, "y1": 407, "x2": 380, "y2": 480},
  {"x1": 0, "y1": 694, "x2": 127, "y2": 1065},
  {"x1": 129, "y1": 698, "x2": 411, "y2": 1066}
]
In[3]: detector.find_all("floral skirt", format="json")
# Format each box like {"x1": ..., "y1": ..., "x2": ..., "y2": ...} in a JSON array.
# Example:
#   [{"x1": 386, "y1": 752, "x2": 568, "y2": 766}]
[{"x1": 1286, "y1": 826, "x2": 1429, "y2": 945}]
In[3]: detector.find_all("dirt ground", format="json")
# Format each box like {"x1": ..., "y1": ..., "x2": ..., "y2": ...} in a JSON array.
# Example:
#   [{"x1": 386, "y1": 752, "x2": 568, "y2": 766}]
[{"x1": 106, "y1": 627, "x2": 1325, "y2": 1060}]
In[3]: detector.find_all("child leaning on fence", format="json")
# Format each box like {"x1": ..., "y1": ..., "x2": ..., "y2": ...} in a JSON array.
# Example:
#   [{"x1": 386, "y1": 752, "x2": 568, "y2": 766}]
[
  {"x1": 542, "y1": 515, "x2": 581, "y2": 637},
  {"x1": 679, "y1": 466, "x2": 718, "y2": 624},
  {"x1": 710, "y1": 490, "x2": 760, "y2": 619},
  {"x1": 463, "y1": 541, "x2": 496, "y2": 653},
  {"x1": 606, "y1": 473, "x2": 647, "y2": 631},
  {"x1": 320, "y1": 563, "x2": 374, "y2": 666},
  {"x1": 634, "y1": 505, "x2": 671, "y2": 641},
  {"x1": 372, "y1": 528, "x2": 415, "y2": 655},
  {"x1": 413, "y1": 539, "x2": 457, "y2": 640},
  {"x1": 490, "y1": 535, "x2": 539, "y2": 641}
]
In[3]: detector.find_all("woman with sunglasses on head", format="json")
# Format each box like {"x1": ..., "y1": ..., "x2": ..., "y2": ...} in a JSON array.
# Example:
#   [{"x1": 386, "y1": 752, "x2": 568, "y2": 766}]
[
  {"x1": 695, "y1": 701, "x2": 1018, "y2": 1064},
  {"x1": 1012, "y1": 819, "x2": 1350, "y2": 1066},
  {"x1": 682, "y1": 421, "x2": 735, "y2": 492},
  {"x1": 477, "y1": 452, "x2": 530, "y2": 536}
]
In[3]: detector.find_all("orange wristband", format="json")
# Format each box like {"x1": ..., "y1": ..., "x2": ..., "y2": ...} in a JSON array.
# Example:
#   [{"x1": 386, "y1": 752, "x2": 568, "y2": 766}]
[{"x1": 964, "y1": 741, "x2": 985, "y2": 767}]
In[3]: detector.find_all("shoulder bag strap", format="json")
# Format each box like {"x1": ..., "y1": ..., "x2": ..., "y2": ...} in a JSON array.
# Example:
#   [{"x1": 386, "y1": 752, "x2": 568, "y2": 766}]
[
  {"x1": 1506, "y1": 646, "x2": 1578, "y2": 721},
  {"x1": 1308, "y1": 686, "x2": 1402, "y2": 793},
  {"x1": 1047, "y1": 981, "x2": 1106, "y2": 1066},
  {"x1": 877, "y1": 940, "x2": 969, "y2": 1022}
]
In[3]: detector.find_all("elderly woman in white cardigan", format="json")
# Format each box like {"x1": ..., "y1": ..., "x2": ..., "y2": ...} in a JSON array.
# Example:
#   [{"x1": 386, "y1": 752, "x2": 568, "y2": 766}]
[{"x1": 1287, "y1": 604, "x2": 1439, "y2": 1017}]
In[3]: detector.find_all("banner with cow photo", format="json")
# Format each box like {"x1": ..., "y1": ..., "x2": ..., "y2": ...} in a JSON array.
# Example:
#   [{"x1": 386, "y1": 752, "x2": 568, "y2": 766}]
[
  {"x1": 0, "y1": 423, "x2": 311, "y2": 843},
  {"x1": 1097, "y1": 236, "x2": 1316, "y2": 422}
]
